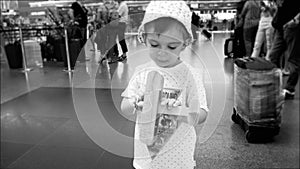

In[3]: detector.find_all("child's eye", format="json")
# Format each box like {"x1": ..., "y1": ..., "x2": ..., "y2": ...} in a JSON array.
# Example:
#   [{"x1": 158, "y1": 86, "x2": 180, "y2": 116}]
[
  {"x1": 168, "y1": 46, "x2": 177, "y2": 50},
  {"x1": 150, "y1": 44, "x2": 159, "y2": 48}
]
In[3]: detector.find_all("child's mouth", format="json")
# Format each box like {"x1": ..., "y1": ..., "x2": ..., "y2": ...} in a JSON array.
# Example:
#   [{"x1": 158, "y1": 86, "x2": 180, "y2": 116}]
[
  {"x1": 157, "y1": 60, "x2": 169, "y2": 66},
  {"x1": 156, "y1": 57, "x2": 168, "y2": 62}
]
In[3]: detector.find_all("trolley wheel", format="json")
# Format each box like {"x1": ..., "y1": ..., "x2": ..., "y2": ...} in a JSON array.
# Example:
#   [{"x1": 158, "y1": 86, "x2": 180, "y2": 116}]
[
  {"x1": 272, "y1": 127, "x2": 280, "y2": 136},
  {"x1": 231, "y1": 108, "x2": 238, "y2": 124},
  {"x1": 231, "y1": 113, "x2": 239, "y2": 124},
  {"x1": 276, "y1": 128, "x2": 280, "y2": 135},
  {"x1": 245, "y1": 130, "x2": 256, "y2": 143}
]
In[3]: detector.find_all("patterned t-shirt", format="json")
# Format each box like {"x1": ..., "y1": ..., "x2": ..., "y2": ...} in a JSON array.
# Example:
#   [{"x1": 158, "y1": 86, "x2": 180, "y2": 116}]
[{"x1": 122, "y1": 61, "x2": 208, "y2": 169}]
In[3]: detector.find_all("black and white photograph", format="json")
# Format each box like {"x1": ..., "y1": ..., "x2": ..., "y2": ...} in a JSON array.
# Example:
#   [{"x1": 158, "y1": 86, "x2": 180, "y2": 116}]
[{"x1": 1, "y1": 0, "x2": 299, "y2": 169}]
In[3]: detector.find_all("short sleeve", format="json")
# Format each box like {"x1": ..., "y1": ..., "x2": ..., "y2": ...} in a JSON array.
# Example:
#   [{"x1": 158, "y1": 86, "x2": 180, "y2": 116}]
[
  {"x1": 186, "y1": 68, "x2": 209, "y2": 113},
  {"x1": 121, "y1": 75, "x2": 139, "y2": 98},
  {"x1": 121, "y1": 71, "x2": 140, "y2": 99},
  {"x1": 121, "y1": 65, "x2": 147, "y2": 99},
  {"x1": 118, "y1": 3, "x2": 128, "y2": 16}
]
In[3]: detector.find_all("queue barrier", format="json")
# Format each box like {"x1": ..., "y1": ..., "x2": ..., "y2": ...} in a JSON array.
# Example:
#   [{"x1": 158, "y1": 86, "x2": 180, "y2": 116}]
[{"x1": 0, "y1": 26, "x2": 74, "y2": 72}]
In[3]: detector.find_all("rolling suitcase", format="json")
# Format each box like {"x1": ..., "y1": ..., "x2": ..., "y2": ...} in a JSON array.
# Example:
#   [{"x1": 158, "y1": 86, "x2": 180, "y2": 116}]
[
  {"x1": 24, "y1": 40, "x2": 43, "y2": 68},
  {"x1": 201, "y1": 29, "x2": 211, "y2": 40},
  {"x1": 224, "y1": 27, "x2": 246, "y2": 58},
  {"x1": 224, "y1": 37, "x2": 235, "y2": 58},
  {"x1": 224, "y1": 37, "x2": 245, "y2": 58},
  {"x1": 4, "y1": 42, "x2": 23, "y2": 69},
  {"x1": 232, "y1": 58, "x2": 284, "y2": 143}
]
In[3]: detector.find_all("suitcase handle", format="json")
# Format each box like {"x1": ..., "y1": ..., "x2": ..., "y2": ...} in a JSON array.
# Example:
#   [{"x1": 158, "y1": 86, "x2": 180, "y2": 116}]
[
  {"x1": 251, "y1": 80, "x2": 274, "y2": 87},
  {"x1": 224, "y1": 38, "x2": 233, "y2": 56}
]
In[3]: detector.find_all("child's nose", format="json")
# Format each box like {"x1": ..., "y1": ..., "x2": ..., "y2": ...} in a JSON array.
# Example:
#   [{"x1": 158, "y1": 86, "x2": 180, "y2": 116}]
[
  {"x1": 157, "y1": 49, "x2": 168, "y2": 56},
  {"x1": 157, "y1": 50, "x2": 164, "y2": 56}
]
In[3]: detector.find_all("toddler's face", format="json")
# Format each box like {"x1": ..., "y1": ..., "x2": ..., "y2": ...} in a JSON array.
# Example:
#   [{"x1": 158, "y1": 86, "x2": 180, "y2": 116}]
[{"x1": 145, "y1": 25, "x2": 186, "y2": 68}]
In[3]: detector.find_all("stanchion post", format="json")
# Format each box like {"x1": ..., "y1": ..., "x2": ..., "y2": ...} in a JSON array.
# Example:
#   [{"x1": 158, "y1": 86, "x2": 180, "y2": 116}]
[
  {"x1": 64, "y1": 27, "x2": 72, "y2": 72},
  {"x1": 19, "y1": 27, "x2": 33, "y2": 72},
  {"x1": 86, "y1": 25, "x2": 89, "y2": 41}
]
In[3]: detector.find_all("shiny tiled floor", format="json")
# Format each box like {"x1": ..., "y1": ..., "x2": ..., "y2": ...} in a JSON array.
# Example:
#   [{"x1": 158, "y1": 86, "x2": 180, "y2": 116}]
[{"x1": 1, "y1": 33, "x2": 299, "y2": 169}]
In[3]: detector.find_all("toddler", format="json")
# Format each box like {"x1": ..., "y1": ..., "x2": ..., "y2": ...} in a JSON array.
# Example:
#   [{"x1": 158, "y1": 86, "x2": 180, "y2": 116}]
[{"x1": 121, "y1": 1, "x2": 208, "y2": 169}]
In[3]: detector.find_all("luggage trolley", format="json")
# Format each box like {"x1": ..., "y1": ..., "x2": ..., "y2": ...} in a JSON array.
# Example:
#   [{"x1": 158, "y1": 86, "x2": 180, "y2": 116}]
[{"x1": 231, "y1": 58, "x2": 284, "y2": 143}]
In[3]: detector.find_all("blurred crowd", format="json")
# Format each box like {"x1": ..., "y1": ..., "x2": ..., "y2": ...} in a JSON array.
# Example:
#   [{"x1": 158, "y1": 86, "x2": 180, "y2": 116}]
[
  {"x1": 234, "y1": 0, "x2": 300, "y2": 99},
  {"x1": 66, "y1": 0, "x2": 300, "y2": 98},
  {"x1": 55, "y1": 0, "x2": 129, "y2": 64}
]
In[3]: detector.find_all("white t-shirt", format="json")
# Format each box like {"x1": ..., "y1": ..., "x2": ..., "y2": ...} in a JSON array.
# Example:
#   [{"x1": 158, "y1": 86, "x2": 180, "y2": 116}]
[
  {"x1": 122, "y1": 61, "x2": 208, "y2": 169},
  {"x1": 118, "y1": 1, "x2": 128, "y2": 23}
]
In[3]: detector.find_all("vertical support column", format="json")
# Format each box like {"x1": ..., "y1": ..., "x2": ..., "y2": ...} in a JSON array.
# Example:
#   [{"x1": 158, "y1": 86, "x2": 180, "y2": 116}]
[
  {"x1": 19, "y1": 27, "x2": 33, "y2": 72},
  {"x1": 63, "y1": 27, "x2": 72, "y2": 72}
]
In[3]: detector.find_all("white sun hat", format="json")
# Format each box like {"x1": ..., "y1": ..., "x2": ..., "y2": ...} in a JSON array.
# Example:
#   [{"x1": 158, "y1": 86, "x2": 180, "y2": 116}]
[{"x1": 138, "y1": 0, "x2": 193, "y2": 44}]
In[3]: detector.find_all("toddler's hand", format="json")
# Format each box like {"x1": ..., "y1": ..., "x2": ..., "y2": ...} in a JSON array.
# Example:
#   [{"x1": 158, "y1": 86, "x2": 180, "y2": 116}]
[
  {"x1": 129, "y1": 92, "x2": 144, "y2": 112},
  {"x1": 134, "y1": 99, "x2": 144, "y2": 112}
]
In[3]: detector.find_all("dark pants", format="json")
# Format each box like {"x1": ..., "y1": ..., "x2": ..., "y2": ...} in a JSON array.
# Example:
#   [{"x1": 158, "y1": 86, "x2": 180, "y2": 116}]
[
  {"x1": 106, "y1": 22, "x2": 128, "y2": 60},
  {"x1": 285, "y1": 62, "x2": 299, "y2": 92},
  {"x1": 106, "y1": 25, "x2": 119, "y2": 61},
  {"x1": 117, "y1": 22, "x2": 128, "y2": 54},
  {"x1": 269, "y1": 29, "x2": 286, "y2": 67},
  {"x1": 269, "y1": 25, "x2": 300, "y2": 92},
  {"x1": 94, "y1": 26, "x2": 108, "y2": 54},
  {"x1": 234, "y1": 27, "x2": 246, "y2": 57},
  {"x1": 191, "y1": 24, "x2": 198, "y2": 40},
  {"x1": 94, "y1": 23, "x2": 119, "y2": 60},
  {"x1": 243, "y1": 25, "x2": 258, "y2": 57},
  {"x1": 80, "y1": 27, "x2": 87, "y2": 45}
]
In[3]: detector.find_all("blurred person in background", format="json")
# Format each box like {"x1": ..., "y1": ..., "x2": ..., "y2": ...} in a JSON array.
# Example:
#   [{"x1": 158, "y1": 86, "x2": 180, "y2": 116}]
[
  {"x1": 251, "y1": 0, "x2": 276, "y2": 58},
  {"x1": 240, "y1": 0, "x2": 261, "y2": 57},
  {"x1": 234, "y1": 0, "x2": 248, "y2": 57},
  {"x1": 94, "y1": 2, "x2": 109, "y2": 60},
  {"x1": 94, "y1": 0, "x2": 120, "y2": 64},
  {"x1": 116, "y1": 0, "x2": 129, "y2": 61},
  {"x1": 70, "y1": 1, "x2": 88, "y2": 42},
  {"x1": 267, "y1": 0, "x2": 300, "y2": 100},
  {"x1": 191, "y1": 11, "x2": 200, "y2": 41},
  {"x1": 95, "y1": 2, "x2": 109, "y2": 29},
  {"x1": 105, "y1": 0, "x2": 120, "y2": 63},
  {"x1": 87, "y1": 8, "x2": 97, "y2": 51}
]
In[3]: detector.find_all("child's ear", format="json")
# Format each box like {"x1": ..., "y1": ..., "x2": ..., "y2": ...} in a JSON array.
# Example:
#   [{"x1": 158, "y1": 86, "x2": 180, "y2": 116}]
[
  {"x1": 181, "y1": 38, "x2": 191, "y2": 51},
  {"x1": 138, "y1": 32, "x2": 147, "y2": 45},
  {"x1": 181, "y1": 43, "x2": 187, "y2": 51},
  {"x1": 142, "y1": 34, "x2": 148, "y2": 45},
  {"x1": 181, "y1": 45, "x2": 186, "y2": 51}
]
